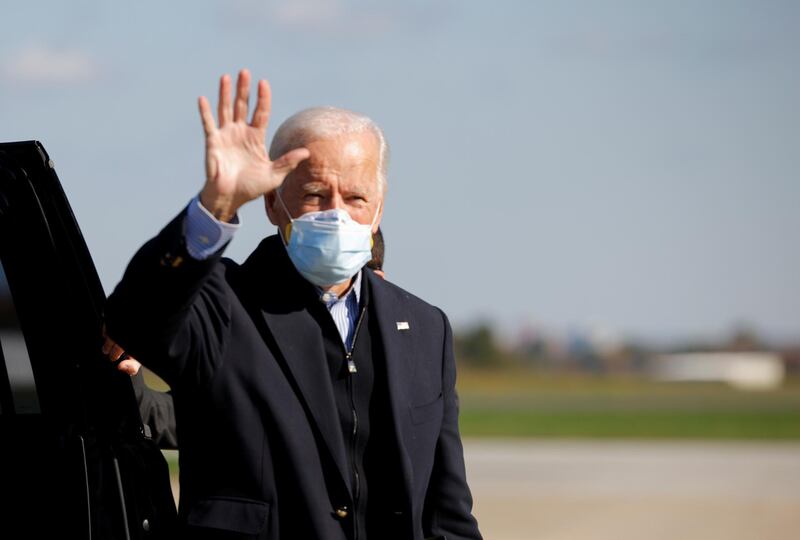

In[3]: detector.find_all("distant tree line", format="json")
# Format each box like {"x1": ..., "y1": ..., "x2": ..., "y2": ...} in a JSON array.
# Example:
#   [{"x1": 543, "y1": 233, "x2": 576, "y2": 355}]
[{"x1": 454, "y1": 322, "x2": 800, "y2": 376}]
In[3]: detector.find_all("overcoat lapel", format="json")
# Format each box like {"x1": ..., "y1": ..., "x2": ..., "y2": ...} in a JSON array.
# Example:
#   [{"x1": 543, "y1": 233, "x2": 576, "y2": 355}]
[
  {"x1": 235, "y1": 237, "x2": 352, "y2": 495},
  {"x1": 365, "y1": 271, "x2": 414, "y2": 503},
  {"x1": 260, "y1": 308, "x2": 351, "y2": 490}
]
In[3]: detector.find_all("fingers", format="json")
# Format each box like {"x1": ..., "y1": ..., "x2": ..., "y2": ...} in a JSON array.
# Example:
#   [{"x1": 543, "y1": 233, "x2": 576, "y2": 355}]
[
  {"x1": 250, "y1": 79, "x2": 272, "y2": 130},
  {"x1": 102, "y1": 335, "x2": 142, "y2": 376},
  {"x1": 198, "y1": 96, "x2": 216, "y2": 137},
  {"x1": 234, "y1": 69, "x2": 251, "y2": 123},
  {"x1": 109, "y1": 343, "x2": 126, "y2": 362},
  {"x1": 212, "y1": 70, "x2": 268, "y2": 129},
  {"x1": 271, "y1": 147, "x2": 311, "y2": 181},
  {"x1": 216, "y1": 69, "x2": 270, "y2": 129},
  {"x1": 217, "y1": 74, "x2": 232, "y2": 127},
  {"x1": 117, "y1": 358, "x2": 143, "y2": 377},
  {"x1": 102, "y1": 336, "x2": 128, "y2": 362}
]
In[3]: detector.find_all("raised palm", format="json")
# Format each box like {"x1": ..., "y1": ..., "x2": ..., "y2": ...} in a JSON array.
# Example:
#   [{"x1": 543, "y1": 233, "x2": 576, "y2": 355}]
[{"x1": 198, "y1": 70, "x2": 309, "y2": 221}]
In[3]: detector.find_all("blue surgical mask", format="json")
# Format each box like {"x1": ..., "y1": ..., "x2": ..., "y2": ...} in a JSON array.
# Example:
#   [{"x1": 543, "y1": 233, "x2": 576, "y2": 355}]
[{"x1": 277, "y1": 192, "x2": 380, "y2": 287}]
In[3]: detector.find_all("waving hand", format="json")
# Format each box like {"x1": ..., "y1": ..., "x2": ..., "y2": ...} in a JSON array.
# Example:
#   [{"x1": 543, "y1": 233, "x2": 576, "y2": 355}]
[{"x1": 198, "y1": 69, "x2": 309, "y2": 222}]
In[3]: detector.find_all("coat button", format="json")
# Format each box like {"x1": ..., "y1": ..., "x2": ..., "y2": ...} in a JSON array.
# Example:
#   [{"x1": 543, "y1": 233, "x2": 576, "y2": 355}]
[{"x1": 334, "y1": 506, "x2": 349, "y2": 519}]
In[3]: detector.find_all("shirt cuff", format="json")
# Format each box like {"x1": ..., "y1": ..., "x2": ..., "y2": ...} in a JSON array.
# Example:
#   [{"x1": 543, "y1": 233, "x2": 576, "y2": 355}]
[{"x1": 184, "y1": 195, "x2": 241, "y2": 260}]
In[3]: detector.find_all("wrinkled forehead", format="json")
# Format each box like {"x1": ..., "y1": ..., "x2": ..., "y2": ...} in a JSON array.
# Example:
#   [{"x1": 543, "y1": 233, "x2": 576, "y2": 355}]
[
  {"x1": 285, "y1": 133, "x2": 381, "y2": 191},
  {"x1": 307, "y1": 131, "x2": 379, "y2": 160}
]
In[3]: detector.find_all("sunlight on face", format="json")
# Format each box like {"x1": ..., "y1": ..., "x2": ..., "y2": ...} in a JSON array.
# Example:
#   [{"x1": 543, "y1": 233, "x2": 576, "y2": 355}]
[{"x1": 272, "y1": 132, "x2": 383, "y2": 230}]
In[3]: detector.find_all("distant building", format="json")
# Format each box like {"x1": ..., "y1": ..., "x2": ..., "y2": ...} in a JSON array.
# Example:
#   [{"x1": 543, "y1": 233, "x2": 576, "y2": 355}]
[{"x1": 649, "y1": 352, "x2": 785, "y2": 390}]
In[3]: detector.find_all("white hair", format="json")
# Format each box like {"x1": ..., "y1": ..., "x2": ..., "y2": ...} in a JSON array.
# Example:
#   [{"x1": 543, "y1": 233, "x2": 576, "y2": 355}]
[{"x1": 269, "y1": 106, "x2": 389, "y2": 193}]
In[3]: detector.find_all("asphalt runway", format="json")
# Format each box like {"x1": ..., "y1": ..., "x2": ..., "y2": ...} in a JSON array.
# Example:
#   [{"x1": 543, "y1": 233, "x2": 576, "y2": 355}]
[
  {"x1": 464, "y1": 439, "x2": 800, "y2": 540},
  {"x1": 166, "y1": 440, "x2": 800, "y2": 538}
]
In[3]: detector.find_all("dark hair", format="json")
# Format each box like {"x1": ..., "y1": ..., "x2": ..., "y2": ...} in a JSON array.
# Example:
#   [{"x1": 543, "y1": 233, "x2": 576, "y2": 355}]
[{"x1": 366, "y1": 227, "x2": 384, "y2": 271}]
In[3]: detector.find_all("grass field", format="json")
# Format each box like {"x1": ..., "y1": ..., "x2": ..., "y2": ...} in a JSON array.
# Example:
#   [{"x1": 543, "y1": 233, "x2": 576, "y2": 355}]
[
  {"x1": 148, "y1": 367, "x2": 800, "y2": 441},
  {"x1": 160, "y1": 369, "x2": 800, "y2": 484},
  {"x1": 456, "y1": 369, "x2": 800, "y2": 439}
]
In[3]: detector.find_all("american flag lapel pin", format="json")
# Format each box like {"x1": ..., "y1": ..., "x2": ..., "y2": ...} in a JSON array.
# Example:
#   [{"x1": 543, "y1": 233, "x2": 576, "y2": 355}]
[{"x1": 396, "y1": 321, "x2": 410, "y2": 331}]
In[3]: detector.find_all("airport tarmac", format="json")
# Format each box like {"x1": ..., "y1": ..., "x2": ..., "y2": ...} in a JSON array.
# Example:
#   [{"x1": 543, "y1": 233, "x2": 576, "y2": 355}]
[
  {"x1": 465, "y1": 439, "x2": 800, "y2": 540},
  {"x1": 167, "y1": 440, "x2": 800, "y2": 538}
]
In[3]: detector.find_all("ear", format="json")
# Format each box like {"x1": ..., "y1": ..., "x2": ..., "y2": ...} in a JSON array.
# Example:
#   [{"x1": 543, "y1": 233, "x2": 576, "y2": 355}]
[{"x1": 265, "y1": 192, "x2": 279, "y2": 225}]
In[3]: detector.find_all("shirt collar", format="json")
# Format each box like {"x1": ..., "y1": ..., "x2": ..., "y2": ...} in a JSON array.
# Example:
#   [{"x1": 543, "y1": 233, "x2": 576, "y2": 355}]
[{"x1": 318, "y1": 271, "x2": 362, "y2": 307}]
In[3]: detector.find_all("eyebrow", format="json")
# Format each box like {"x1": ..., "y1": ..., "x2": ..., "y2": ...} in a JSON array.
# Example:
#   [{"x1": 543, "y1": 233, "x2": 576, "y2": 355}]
[
  {"x1": 343, "y1": 186, "x2": 369, "y2": 198},
  {"x1": 300, "y1": 183, "x2": 371, "y2": 199},
  {"x1": 301, "y1": 183, "x2": 330, "y2": 195}
]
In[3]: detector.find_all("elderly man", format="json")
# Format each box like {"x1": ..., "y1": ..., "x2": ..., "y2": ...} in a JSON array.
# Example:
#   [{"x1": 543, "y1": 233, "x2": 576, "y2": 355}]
[{"x1": 105, "y1": 69, "x2": 481, "y2": 540}]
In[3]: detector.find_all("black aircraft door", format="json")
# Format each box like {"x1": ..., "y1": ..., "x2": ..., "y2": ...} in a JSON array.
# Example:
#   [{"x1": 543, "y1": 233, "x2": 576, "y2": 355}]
[{"x1": 0, "y1": 141, "x2": 176, "y2": 539}]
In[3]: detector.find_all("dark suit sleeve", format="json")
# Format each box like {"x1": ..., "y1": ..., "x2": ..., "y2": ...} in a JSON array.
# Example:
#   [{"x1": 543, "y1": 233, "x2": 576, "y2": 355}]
[
  {"x1": 132, "y1": 371, "x2": 178, "y2": 449},
  {"x1": 422, "y1": 310, "x2": 483, "y2": 540},
  {"x1": 104, "y1": 209, "x2": 232, "y2": 389}
]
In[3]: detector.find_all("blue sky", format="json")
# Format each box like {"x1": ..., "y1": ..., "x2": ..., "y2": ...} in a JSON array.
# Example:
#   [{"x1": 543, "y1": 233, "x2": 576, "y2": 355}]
[{"x1": 1, "y1": 1, "x2": 798, "y2": 344}]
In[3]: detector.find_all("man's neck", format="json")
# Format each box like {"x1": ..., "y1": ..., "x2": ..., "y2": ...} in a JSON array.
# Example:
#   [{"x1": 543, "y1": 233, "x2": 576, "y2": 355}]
[{"x1": 321, "y1": 277, "x2": 354, "y2": 299}]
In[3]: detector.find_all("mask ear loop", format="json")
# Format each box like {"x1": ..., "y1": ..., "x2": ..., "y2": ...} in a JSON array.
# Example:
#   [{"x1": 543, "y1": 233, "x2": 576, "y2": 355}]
[
  {"x1": 368, "y1": 201, "x2": 383, "y2": 248},
  {"x1": 369, "y1": 201, "x2": 382, "y2": 229},
  {"x1": 275, "y1": 188, "x2": 295, "y2": 243}
]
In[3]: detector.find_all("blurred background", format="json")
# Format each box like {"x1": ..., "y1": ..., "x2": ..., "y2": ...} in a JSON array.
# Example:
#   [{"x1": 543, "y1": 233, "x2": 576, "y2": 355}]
[{"x1": 2, "y1": 1, "x2": 799, "y2": 538}]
